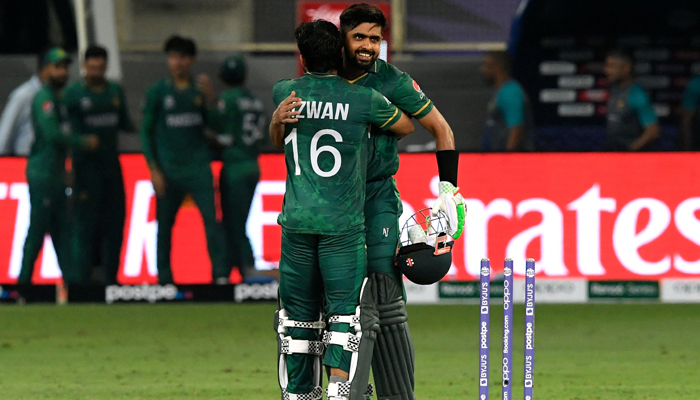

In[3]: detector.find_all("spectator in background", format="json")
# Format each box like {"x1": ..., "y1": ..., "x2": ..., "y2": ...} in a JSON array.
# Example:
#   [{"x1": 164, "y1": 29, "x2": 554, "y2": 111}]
[
  {"x1": 0, "y1": 54, "x2": 50, "y2": 156},
  {"x1": 139, "y1": 35, "x2": 227, "y2": 284},
  {"x1": 480, "y1": 50, "x2": 534, "y2": 152},
  {"x1": 681, "y1": 75, "x2": 700, "y2": 150},
  {"x1": 214, "y1": 55, "x2": 272, "y2": 284},
  {"x1": 64, "y1": 45, "x2": 135, "y2": 285},
  {"x1": 603, "y1": 50, "x2": 660, "y2": 151},
  {"x1": 18, "y1": 48, "x2": 99, "y2": 285}
]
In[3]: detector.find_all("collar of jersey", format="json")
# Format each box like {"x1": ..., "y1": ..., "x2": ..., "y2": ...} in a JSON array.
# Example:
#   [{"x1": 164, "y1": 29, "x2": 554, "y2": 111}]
[
  {"x1": 305, "y1": 72, "x2": 339, "y2": 78},
  {"x1": 341, "y1": 62, "x2": 378, "y2": 84}
]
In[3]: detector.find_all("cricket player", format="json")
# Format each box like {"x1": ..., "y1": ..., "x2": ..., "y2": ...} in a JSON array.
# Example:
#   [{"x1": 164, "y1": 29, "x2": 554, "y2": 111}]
[
  {"x1": 270, "y1": 20, "x2": 413, "y2": 400},
  {"x1": 0, "y1": 55, "x2": 50, "y2": 156},
  {"x1": 139, "y1": 35, "x2": 226, "y2": 284},
  {"x1": 64, "y1": 45, "x2": 135, "y2": 285},
  {"x1": 214, "y1": 55, "x2": 270, "y2": 283},
  {"x1": 604, "y1": 50, "x2": 660, "y2": 151},
  {"x1": 681, "y1": 75, "x2": 700, "y2": 150},
  {"x1": 338, "y1": 5, "x2": 463, "y2": 400},
  {"x1": 481, "y1": 50, "x2": 534, "y2": 152},
  {"x1": 18, "y1": 48, "x2": 99, "y2": 285}
]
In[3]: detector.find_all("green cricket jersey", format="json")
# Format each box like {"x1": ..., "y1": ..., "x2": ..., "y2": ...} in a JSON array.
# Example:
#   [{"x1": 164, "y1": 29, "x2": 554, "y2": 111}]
[
  {"x1": 345, "y1": 59, "x2": 433, "y2": 182},
  {"x1": 139, "y1": 78, "x2": 213, "y2": 178},
  {"x1": 215, "y1": 86, "x2": 265, "y2": 164},
  {"x1": 64, "y1": 80, "x2": 134, "y2": 166},
  {"x1": 28, "y1": 85, "x2": 85, "y2": 179},
  {"x1": 273, "y1": 73, "x2": 402, "y2": 234}
]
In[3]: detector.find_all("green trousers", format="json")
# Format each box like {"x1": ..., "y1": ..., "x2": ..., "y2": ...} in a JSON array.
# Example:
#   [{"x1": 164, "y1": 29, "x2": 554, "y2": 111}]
[
  {"x1": 219, "y1": 161, "x2": 259, "y2": 271},
  {"x1": 156, "y1": 169, "x2": 227, "y2": 283},
  {"x1": 72, "y1": 159, "x2": 125, "y2": 284},
  {"x1": 18, "y1": 173, "x2": 73, "y2": 284},
  {"x1": 278, "y1": 227, "x2": 366, "y2": 394},
  {"x1": 365, "y1": 178, "x2": 403, "y2": 283}
]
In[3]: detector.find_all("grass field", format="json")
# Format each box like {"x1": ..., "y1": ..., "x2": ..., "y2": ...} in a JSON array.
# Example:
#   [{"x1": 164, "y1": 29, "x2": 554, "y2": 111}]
[{"x1": 1, "y1": 303, "x2": 698, "y2": 399}]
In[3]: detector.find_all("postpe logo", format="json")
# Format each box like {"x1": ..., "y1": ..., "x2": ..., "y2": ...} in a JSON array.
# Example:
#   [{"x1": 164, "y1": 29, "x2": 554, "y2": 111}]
[{"x1": 105, "y1": 284, "x2": 184, "y2": 304}]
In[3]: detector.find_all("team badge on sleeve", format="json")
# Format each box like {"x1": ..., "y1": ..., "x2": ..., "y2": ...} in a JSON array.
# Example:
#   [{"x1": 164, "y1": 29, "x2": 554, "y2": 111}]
[
  {"x1": 412, "y1": 80, "x2": 422, "y2": 92},
  {"x1": 42, "y1": 100, "x2": 54, "y2": 114}
]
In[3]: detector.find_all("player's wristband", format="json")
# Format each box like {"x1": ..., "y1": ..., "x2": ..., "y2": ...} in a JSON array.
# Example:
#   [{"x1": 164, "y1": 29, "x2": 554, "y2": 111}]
[{"x1": 436, "y1": 150, "x2": 459, "y2": 187}]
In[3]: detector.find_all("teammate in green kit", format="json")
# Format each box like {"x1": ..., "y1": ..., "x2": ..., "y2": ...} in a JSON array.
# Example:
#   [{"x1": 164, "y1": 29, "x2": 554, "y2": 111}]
[
  {"x1": 269, "y1": 20, "x2": 413, "y2": 400},
  {"x1": 18, "y1": 48, "x2": 99, "y2": 285},
  {"x1": 213, "y1": 55, "x2": 271, "y2": 283},
  {"x1": 64, "y1": 45, "x2": 135, "y2": 284},
  {"x1": 139, "y1": 36, "x2": 226, "y2": 284},
  {"x1": 339, "y1": 5, "x2": 463, "y2": 400}
]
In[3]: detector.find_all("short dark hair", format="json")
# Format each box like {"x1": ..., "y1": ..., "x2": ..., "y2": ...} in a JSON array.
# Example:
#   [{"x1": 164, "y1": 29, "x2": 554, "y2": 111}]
[
  {"x1": 85, "y1": 45, "x2": 108, "y2": 61},
  {"x1": 339, "y1": 3, "x2": 387, "y2": 35},
  {"x1": 607, "y1": 49, "x2": 634, "y2": 67},
  {"x1": 485, "y1": 50, "x2": 512, "y2": 75},
  {"x1": 164, "y1": 35, "x2": 197, "y2": 57},
  {"x1": 294, "y1": 20, "x2": 342, "y2": 73}
]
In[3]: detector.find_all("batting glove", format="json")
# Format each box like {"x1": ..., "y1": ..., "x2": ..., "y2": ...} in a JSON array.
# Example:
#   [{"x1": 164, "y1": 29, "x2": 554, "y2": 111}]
[{"x1": 431, "y1": 181, "x2": 466, "y2": 239}]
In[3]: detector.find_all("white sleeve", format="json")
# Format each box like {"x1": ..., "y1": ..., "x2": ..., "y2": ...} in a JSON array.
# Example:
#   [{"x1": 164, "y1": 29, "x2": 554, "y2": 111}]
[{"x1": 0, "y1": 92, "x2": 23, "y2": 155}]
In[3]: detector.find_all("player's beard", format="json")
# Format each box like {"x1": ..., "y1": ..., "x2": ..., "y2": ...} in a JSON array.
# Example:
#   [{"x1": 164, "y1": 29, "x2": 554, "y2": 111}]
[
  {"x1": 87, "y1": 76, "x2": 107, "y2": 87},
  {"x1": 48, "y1": 76, "x2": 67, "y2": 90},
  {"x1": 345, "y1": 47, "x2": 377, "y2": 71}
]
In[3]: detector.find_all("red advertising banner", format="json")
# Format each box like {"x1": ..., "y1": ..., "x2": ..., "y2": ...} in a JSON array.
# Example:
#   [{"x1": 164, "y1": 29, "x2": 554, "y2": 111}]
[{"x1": 1, "y1": 153, "x2": 699, "y2": 284}]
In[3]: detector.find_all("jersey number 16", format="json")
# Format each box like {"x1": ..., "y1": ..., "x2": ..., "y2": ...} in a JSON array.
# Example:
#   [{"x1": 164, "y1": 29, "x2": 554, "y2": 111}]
[{"x1": 284, "y1": 128, "x2": 342, "y2": 178}]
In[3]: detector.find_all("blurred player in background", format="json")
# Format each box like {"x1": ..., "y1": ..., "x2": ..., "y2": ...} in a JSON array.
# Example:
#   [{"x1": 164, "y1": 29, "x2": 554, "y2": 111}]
[
  {"x1": 603, "y1": 50, "x2": 660, "y2": 151},
  {"x1": 64, "y1": 45, "x2": 135, "y2": 285},
  {"x1": 681, "y1": 74, "x2": 700, "y2": 150},
  {"x1": 270, "y1": 20, "x2": 413, "y2": 400},
  {"x1": 214, "y1": 55, "x2": 272, "y2": 284},
  {"x1": 139, "y1": 35, "x2": 226, "y2": 284},
  {"x1": 18, "y1": 48, "x2": 99, "y2": 285},
  {"x1": 0, "y1": 53, "x2": 51, "y2": 156},
  {"x1": 480, "y1": 50, "x2": 534, "y2": 152},
  {"x1": 334, "y1": 5, "x2": 464, "y2": 400}
]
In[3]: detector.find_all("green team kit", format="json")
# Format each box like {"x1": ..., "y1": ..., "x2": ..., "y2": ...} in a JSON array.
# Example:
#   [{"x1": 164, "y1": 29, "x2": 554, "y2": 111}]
[
  {"x1": 64, "y1": 80, "x2": 134, "y2": 284},
  {"x1": 273, "y1": 72, "x2": 402, "y2": 400},
  {"x1": 139, "y1": 78, "x2": 226, "y2": 283},
  {"x1": 215, "y1": 86, "x2": 265, "y2": 272},
  {"x1": 19, "y1": 85, "x2": 89, "y2": 284},
  {"x1": 346, "y1": 58, "x2": 433, "y2": 400}
]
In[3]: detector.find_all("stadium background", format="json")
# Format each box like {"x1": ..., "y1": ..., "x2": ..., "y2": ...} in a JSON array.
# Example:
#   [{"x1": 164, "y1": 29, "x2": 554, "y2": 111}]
[{"x1": 1, "y1": 0, "x2": 700, "y2": 301}]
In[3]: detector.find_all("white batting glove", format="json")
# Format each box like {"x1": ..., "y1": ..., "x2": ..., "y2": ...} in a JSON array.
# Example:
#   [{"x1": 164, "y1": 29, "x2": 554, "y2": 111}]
[{"x1": 431, "y1": 181, "x2": 467, "y2": 239}]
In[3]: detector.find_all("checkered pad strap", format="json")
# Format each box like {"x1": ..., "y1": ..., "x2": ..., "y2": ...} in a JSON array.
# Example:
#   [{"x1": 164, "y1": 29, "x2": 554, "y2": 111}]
[
  {"x1": 326, "y1": 383, "x2": 374, "y2": 398},
  {"x1": 279, "y1": 319, "x2": 326, "y2": 330},
  {"x1": 282, "y1": 386, "x2": 323, "y2": 400},
  {"x1": 322, "y1": 331, "x2": 360, "y2": 352},
  {"x1": 327, "y1": 315, "x2": 360, "y2": 327},
  {"x1": 280, "y1": 336, "x2": 325, "y2": 356}
]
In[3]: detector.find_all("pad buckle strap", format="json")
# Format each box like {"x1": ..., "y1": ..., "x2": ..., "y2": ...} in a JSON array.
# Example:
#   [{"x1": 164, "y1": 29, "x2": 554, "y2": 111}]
[
  {"x1": 283, "y1": 386, "x2": 323, "y2": 400},
  {"x1": 279, "y1": 319, "x2": 326, "y2": 331},
  {"x1": 325, "y1": 383, "x2": 374, "y2": 398},
  {"x1": 322, "y1": 331, "x2": 361, "y2": 352},
  {"x1": 327, "y1": 315, "x2": 360, "y2": 327},
  {"x1": 280, "y1": 337, "x2": 325, "y2": 356}
]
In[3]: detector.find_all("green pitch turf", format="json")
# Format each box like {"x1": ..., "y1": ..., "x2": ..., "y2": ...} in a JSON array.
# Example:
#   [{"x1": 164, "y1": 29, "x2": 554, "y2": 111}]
[{"x1": 0, "y1": 303, "x2": 698, "y2": 399}]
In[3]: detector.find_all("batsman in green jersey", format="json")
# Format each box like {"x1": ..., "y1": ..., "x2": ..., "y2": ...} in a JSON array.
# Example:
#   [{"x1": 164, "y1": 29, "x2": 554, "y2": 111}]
[
  {"x1": 64, "y1": 45, "x2": 135, "y2": 284},
  {"x1": 213, "y1": 55, "x2": 270, "y2": 283},
  {"x1": 339, "y1": 5, "x2": 463, "y2": 400},
  {"x1": 18, "y1": 48, "x2": 99, "y2": 285},
  {"x1": 139, "y1": 36, "x2": 226, "y2": 284},
  {"x1": 270, "y1": 21, "x2": 413, "y2": 400}
]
